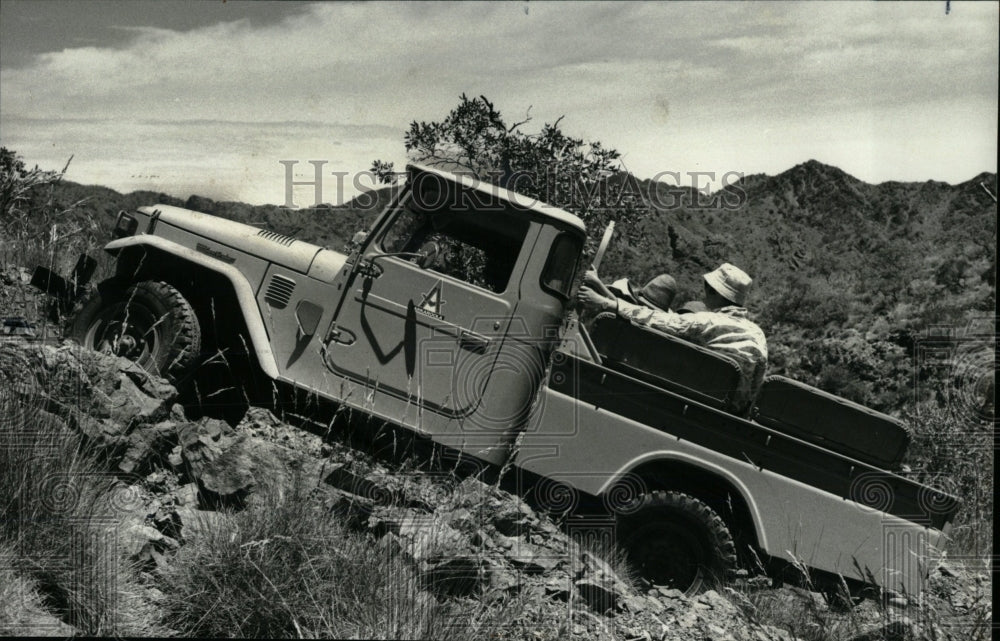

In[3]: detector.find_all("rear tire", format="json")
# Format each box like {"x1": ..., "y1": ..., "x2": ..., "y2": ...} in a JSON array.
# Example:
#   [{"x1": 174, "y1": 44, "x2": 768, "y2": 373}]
[
  {"x1": 617, "y1": 490, "x2": 738, "y2": 595},
  {"x1": 69, "y1": 279, "x2": 201, "y2": 382}
]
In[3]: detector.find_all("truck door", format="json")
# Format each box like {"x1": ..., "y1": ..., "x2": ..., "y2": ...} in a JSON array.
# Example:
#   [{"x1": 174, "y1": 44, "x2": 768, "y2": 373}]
[{"x1": 323, "y1": 189, "x2": 533, "y2": 418}]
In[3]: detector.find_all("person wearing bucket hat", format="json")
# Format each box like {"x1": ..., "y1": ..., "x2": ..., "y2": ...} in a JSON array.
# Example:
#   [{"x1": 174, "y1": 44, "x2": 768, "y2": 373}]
[
  {"x1": 703, "y1": 263, "x2": 751, "y2": 307},
  {"x1": 578, "y1": 262, "x2": 767, "y2": 414},
  {"x1": 607, "y1": 274, "x2": 678, "y2": 312}
]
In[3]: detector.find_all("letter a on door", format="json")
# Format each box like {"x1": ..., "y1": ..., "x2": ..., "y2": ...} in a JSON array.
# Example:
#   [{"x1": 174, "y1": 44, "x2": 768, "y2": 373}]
[{"x1": 417, "y1": 280, "x2": 446, "y2": 319}]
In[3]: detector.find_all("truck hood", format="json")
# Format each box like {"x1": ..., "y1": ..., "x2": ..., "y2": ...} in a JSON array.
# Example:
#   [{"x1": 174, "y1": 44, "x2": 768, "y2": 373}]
[{"x1": 138, "y1": 204, "x2": 347, "y2": 276}]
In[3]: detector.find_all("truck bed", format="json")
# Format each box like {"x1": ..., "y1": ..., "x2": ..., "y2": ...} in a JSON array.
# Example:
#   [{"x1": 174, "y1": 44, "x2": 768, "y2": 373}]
[{"x1": 548, "y1": 351, "x2": 959, "y2": 530}]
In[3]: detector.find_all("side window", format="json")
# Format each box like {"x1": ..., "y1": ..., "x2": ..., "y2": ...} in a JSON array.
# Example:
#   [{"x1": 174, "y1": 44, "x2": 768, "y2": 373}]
[
  {"x1": 376, "y1": 199, "x2": 529, "y2": 294},
  {"x1": 379, "y1": 205, "x2": 425, "y2": 254},
  {"x1": 541, "y1": 233, "x2": 583, "y2": 298}
]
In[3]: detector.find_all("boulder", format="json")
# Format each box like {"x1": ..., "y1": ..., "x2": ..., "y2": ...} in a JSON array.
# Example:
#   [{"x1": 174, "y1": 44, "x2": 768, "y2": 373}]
[
  {"x1": 176, "y1": 417, "x2": 323, "y2": 500},
  {"x1": 751, "y1": 586, "x2": 827, "y2": 616},
  {"x1": 118, "y1": 520, "x2": 179, "y2": 568},
  {"x1": 119, "y1": 420, "x2": 178, "y2": 474},
  {"x1": 543, "y1": 573, "x2": 574, "y2": 600},
  {"x1": 620, "y1": 626, "x2": 652, "y2": 641},
  {"x1": 176, "y1": 419, "x2": 254, "y2": 497},
  {"x1": 172, "y1": 483, "x2": 200, "y2": 507},
  {"x1": 505, "y1": 540, "x2": 563, "y2": 574},
  {"x1": 5, "y1": 343, "x2": 177, "y2": 446},
  {"x1": 485, "y1": 560, "x2": 521, "y2": 592},
  {"x1": 420, "y1": 555, "x2": 490, "y2": 597},
  {"x1": 697, "y1": 589, "x2": 737, "y2": 612},
  {"x1": 573, "y1": 550, "x2": 634, "y2": 612},
  {"x1": 372, "y1": 507, "x2": 466, "y2": 563},
  {"x1": 847, "y1": 619, "x2": 920, "y2": 641},
  {"x1": 656, "y1": 586, "x2": 687, "y2": 602},
  {"x1": 492, "y1": 502, "x2": 537, "y2": 536},
  {"x1": 574, "y1": 578, "x2": 622, "y2": 614},
  {"x1": 630, "y1": 594, "x2": 666, "y2": 615},
  {"x1": 322, "y1": 486, "x2": 376, "y2": 529},
  {"x1": 324, "y1": 463, "x2": 402, "y2": 505}
]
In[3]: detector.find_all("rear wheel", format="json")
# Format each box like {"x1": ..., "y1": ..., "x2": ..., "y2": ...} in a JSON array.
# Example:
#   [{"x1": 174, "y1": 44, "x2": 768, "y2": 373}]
[
  {"x1": 69, "y1": 279, "x2": 201, "y2": 382},
  {"x1": 617, "y1": 490, "x2": 737, "y2": 594}
]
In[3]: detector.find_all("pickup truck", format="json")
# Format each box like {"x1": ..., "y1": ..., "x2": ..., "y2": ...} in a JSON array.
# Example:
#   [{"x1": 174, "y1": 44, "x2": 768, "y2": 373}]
[{"x1": 41, "y1": 163, "x2": 959, "y2": 597}]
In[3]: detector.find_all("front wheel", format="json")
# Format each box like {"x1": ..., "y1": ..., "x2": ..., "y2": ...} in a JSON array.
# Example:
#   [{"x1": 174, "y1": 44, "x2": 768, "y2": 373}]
[
  {"x1": 617, "y1": 490, "x2": 738, "y2": 595},
  {"x1": 69, "y1": 279, "x2": 201, "y2": 382}
]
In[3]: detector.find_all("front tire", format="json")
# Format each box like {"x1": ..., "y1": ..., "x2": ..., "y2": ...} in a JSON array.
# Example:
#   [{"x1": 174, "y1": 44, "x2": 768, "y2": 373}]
[
  {"x1": 69, "y1": 279, "x2": 201, "y2": 382},
  {"x1": 617, "y1": 490, "x2": 738, "y2": 594}
]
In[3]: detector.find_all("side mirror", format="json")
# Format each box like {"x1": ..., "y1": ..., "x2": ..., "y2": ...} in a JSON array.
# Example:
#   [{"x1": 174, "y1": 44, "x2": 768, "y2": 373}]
[{"x1": 416, "y1": 241, "x2": 441, "y2": 269}]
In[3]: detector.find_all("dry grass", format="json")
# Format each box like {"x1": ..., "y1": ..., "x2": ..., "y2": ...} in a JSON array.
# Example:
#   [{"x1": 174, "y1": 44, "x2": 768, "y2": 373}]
[
  {"x1": 0, "y1": 556, "x2": 64, "y2": 636},
  {"x1": 904, "y1": 401, "x2": 994, "y2": 559},
  {"x1": 156, "y1": 482, "x2": 547, "y2": 639},
  {"x1": 0, "y1": 391, "x2": 162, "y2": 635}
]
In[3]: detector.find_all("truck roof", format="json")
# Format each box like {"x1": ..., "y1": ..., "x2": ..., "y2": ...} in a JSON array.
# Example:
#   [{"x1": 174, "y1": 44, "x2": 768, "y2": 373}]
[{"x1": 408, "y1": 163, "x2": 586, "y2": 234}]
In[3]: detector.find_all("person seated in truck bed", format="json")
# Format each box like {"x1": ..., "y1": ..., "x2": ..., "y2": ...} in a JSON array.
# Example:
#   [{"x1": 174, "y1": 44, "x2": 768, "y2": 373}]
[
  {"x1": 578, "y1": 262, "x2": 768, "y2": 414},
  {"x1": 607, "y1": 273, "x2": 678, "y2": 311}
]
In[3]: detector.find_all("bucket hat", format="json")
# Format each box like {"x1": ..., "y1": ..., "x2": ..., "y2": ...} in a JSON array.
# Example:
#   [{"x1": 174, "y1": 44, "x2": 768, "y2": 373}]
[{"x1": 703, "y1": 263, "x2": 751, "y2": 306}]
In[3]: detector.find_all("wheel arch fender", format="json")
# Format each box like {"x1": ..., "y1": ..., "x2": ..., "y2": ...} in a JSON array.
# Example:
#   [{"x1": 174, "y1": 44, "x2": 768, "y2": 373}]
[
  {"x1": 104, "y1": 235, "x2": 279, "y2": 379},
  {"x1": 599, "y1": 451, "x2": 769, "y2": 552}
]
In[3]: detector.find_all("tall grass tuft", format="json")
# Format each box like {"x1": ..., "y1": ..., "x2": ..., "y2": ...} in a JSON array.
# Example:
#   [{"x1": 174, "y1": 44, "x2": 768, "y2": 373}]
[
  {"x1": 0, "y1": 548, "x2": 67, "y2": 635},
  {"x1": 904, "y1": 400, "x2": 994, "y2": 558},
  {"x1": 0, "y1": 394, "x2": 159, "y2": 634},
  {"x1": 157, "y1": 482, "x2": 545, "y2": 640}
]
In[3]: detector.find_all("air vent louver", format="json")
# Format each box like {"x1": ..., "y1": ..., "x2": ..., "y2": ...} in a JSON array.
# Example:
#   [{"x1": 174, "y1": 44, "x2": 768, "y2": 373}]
[
  {"x1": 257, "y1": 229, "x2": 295, "y2": 246},
  {"x1": 264, "y1": 274, "x2": 296, "y2": 309}
]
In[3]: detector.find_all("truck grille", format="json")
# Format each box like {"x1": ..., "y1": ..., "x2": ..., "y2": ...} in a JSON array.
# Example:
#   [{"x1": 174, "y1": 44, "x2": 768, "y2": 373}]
[
  {"x1": 257, "y1": 229, "x2": 295, "y2": 246},
  {"x1": 264, "y1": 274, "x2": 296, "y2": 309}
]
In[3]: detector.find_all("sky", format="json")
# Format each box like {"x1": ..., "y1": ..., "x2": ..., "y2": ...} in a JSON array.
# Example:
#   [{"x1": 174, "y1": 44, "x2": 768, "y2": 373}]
[{"x1": 1, "y1": 0, "x2": 997, "y2": 206}]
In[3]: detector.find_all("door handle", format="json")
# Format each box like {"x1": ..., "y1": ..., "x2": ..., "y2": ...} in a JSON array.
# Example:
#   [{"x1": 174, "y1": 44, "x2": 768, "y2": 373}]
[
  {"x1": 327, "y1": 325, "x2": 356, "y2": 346},
  {"x1": 355, "y1": 259, "x2": 383, "y2": 279},
  {"x1": 459, "y1": 329, "x2": 491, "y2": 354}
]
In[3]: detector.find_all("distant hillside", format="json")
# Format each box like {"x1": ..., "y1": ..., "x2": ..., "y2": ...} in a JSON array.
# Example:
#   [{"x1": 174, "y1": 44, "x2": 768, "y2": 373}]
[
  {"x1": 605, "y1": 161, "x2": 996, "y2": 320},
  {"x1": 599, "y1": 162, "x2": 996, "y2": 410},
  {"x1": 31, "y1": 180, "x2": 397, "y2": 255},
  {"x1": 24, "y1": 163, "x2": 998, "y2": 412}
]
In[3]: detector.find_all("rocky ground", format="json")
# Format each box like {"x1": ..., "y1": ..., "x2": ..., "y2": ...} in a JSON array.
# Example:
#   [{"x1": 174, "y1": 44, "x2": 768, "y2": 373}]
[{"x1": 0, "y1": 339, "x2": 991, "y2": 639}]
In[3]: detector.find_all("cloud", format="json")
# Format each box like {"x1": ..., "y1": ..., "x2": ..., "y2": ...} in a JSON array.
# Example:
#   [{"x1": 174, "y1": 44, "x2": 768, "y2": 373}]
[
  {"x1": 0, "y1": 1, "x2": 995, "y2": 204},
  {"x1": 0, "y1": 116, "x2": 402, "y2": 205}
]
